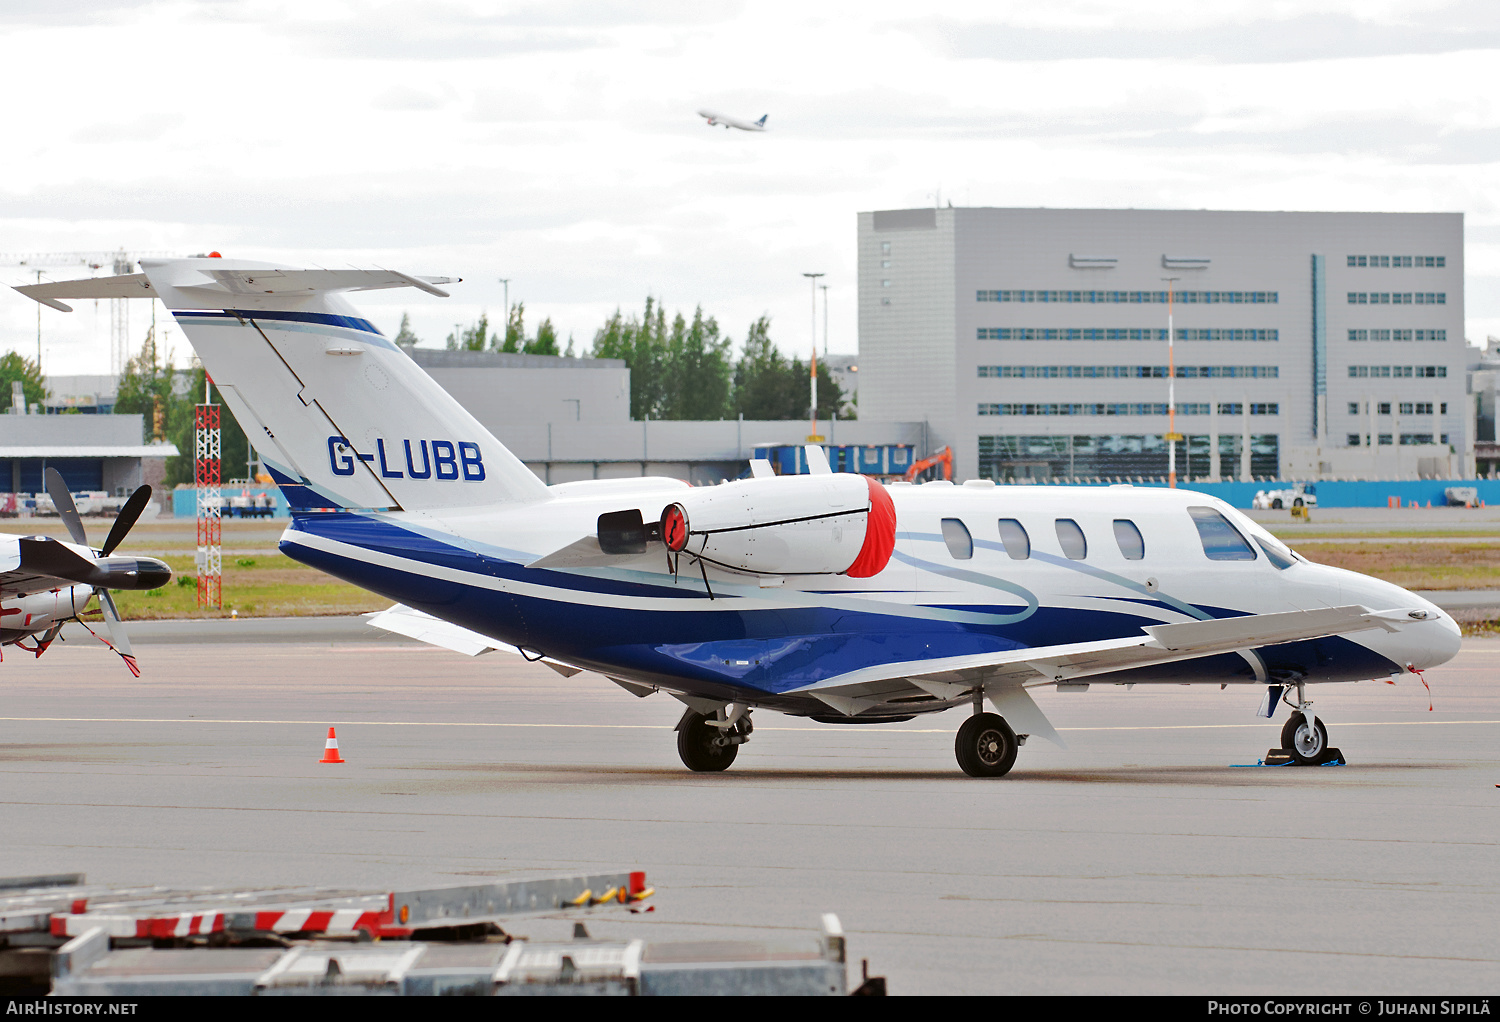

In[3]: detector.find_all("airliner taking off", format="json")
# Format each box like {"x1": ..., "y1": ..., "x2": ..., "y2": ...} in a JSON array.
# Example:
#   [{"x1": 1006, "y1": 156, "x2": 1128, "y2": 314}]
[
  {"x1": 14, "y1": 259, "x2": 1461, "y2": 776},
  {"x1": 697, "y1": 110, "x2": 768, "y2": 131}
]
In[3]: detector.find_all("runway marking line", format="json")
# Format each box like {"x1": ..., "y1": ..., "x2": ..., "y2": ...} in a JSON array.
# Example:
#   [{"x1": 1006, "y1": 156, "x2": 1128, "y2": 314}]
[{"x1": 1, "y1": 716, "x2": 1495, "y2": 734}]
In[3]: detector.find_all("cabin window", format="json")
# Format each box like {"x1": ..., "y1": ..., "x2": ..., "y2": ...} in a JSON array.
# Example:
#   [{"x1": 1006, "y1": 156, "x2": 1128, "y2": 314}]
[
  {"x1": 1113, "y1": 519, "x2": 1145, "y2": 560},
  {"x1": 997, "y1": 519, "x2": 1030, "y2": 559},
  {"x1": 941, "y1": 518, "x2": 973, "y2": 559},
  {"x1": 1254, "y1": 535, "x2": 1295, "y2": 570},
  {"x1": 1188, "y1": 506, "x2": 1257, "y2": 561},
  {"x1": 1055, "y1": 519, "x2": 1087, "y2": 560}
]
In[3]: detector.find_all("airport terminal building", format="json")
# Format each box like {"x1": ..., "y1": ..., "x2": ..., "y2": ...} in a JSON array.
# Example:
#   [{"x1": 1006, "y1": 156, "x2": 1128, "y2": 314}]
[{"x1": 857, "y1": 207, "x2": 1468, "y2": 482}]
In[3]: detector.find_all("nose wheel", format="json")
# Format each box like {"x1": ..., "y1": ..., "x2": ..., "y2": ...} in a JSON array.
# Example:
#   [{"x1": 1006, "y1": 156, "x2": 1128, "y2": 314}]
[{"x1": 1280, "y1": 711, "x2": 1329, "y2": 765}]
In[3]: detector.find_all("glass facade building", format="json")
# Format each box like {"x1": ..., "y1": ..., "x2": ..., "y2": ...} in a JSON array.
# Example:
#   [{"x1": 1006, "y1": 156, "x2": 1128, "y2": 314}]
[{"x1": 857, "y1": 208, "x2": 1466, "y2": 482}]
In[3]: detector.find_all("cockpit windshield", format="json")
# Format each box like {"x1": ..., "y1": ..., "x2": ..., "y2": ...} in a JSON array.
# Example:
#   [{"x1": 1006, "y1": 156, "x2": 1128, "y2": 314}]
[{"x1": 1221, "y1": 505, "x2": 1304, "y2": 569}]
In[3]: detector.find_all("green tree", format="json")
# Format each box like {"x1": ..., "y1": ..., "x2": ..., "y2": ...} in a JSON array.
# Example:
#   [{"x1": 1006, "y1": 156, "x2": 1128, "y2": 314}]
[
  {"x1": 446, "y1": 313, "x2": 492, "y2": 351},
  {"x1": 0, "y1": 351, "x2": 46, "y2": 413},
  {"x1": 730, "y1": 317, "x2": 841, "y2": 420},
  {"x1": 527, "y1": 316, "x2": 560, "y2": 356},
  {"x1": 114, "y1": 326, "x2": 176, "y2": 440},
  {"x1": 732, "y1": 316, "x2": 800, "y2": 419},
  {"x1": 394, "y1": 313, "x2": 420, "y2": 346},
  {"x1": 661, "y1": 307, "x2": 732, "y2": 420},
  {"x1": 593, "y1": 305, "x2": 841, "y2": 422},
  {"x1": 500, "y1": 303, "x2": 525, "y2": 353},
  {"x1": 163, "y1": 367, "x2": 251, "y2": 488},
  {"x1": 592, "y1": 297, "x2": 669, "y2": 419}
]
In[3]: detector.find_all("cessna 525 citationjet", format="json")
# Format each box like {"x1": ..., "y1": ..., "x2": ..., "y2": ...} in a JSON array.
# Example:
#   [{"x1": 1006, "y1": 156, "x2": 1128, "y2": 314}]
[{"x1": 14, "y1": 258, "x2": 1461, "y2": 776}]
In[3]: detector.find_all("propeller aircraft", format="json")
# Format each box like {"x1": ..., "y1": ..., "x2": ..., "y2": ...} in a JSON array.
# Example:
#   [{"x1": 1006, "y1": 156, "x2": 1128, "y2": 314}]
[{"x1": 0, "y1": 468, "x2": 171, "y2": 674}]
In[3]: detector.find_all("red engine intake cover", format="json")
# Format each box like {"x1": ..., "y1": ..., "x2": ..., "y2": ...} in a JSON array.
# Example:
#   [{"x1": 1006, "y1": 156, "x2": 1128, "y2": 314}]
[
  {"x1": 844, "y1": 477, "x2": 896, "y2": 578},
  {"x1": 661, "y1": 503, "x2": 689, "y2": 552}
]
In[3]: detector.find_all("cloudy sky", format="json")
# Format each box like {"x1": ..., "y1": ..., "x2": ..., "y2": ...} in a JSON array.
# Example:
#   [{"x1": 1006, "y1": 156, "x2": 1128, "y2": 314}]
[{"x1": 4, "y1": 0, "x2": 1500, "y2": 376}]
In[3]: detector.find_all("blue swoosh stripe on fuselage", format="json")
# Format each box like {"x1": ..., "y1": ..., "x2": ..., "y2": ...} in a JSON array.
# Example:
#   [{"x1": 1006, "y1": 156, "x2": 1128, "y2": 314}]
[{"x1": 280, "y1": 514, "x2": 1397, "y2": 699}]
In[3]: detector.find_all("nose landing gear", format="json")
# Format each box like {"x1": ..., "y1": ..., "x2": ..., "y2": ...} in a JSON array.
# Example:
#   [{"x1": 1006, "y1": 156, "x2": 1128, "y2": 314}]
[
  {"x1": 1281, "y1": 711, "x2": 1329, "y2": 765},
  {"x1": 1270, "y1": 683, "x2": 1344, "y2": 766}
]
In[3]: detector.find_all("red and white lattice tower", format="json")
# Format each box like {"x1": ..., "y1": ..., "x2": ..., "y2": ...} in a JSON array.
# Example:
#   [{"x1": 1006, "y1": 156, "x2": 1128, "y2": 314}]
[{"x1": 194, "y1": 401, "x2": 222, "y2": 610}]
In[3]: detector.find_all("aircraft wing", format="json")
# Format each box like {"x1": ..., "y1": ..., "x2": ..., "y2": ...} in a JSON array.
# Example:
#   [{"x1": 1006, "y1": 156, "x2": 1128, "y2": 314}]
[
  {"x1": 365, "y1": 604, "x2": 583, "y2": 676},
  {"x1": 1, "y1": 536, "x2": 98, "y2": 598},
  {"x1": 786, "y1": 604, "x2": 1404, "y2": 719}
]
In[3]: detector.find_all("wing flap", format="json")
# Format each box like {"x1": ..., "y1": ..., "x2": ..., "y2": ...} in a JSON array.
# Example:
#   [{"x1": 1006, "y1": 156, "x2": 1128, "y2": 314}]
[
  {"x1": 525, "y1": 536, "x2": 618, "y2": 570},
  {"x1": 364, "y1": 604, "x2": 586, "y2": 678},
  {"x1": 366, "y1": 604, "x2": 507, "y2": 657}
]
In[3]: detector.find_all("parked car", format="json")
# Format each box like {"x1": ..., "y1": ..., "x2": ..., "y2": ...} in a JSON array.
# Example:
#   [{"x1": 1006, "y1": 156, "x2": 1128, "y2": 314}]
[{"x1": 1253, "y1": 483, "x2": 1318, "y2": 510}]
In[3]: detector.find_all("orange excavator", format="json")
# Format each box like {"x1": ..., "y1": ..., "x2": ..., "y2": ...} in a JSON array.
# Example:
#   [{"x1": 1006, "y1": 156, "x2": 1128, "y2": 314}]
[{"x1": 903, "y1": 446, "x2": 953, "y2": 483}]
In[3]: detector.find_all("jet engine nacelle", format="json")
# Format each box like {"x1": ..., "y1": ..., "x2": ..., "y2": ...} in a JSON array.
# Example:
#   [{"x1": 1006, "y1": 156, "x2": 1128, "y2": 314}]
[
  {"x1": 0, "y1": 586, "x2": 92, "y2": 641},
  {"x1": 655, "y1": 473, "x2": 896, "y2": 578}
]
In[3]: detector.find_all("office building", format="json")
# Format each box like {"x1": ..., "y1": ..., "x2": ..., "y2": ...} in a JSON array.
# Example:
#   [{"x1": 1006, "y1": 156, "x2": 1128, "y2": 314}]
[{"x1": 858, "y1": 207, "x2": 1467, "y2": 481}]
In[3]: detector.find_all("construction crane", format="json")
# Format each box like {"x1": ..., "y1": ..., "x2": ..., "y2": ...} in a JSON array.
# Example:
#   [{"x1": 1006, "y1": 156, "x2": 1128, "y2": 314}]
[
  {"x1": 0, "y1": 250, "x2": 179, "y2": 375},
  {"x1": 904, "y1": 445, "x2": 953, "y2": 483}
]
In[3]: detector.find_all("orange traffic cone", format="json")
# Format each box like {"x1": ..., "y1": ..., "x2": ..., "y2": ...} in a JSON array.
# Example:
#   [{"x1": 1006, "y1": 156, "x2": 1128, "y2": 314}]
[{"x1": 320, "y1": 727, "x2": 345, "y2": 764}]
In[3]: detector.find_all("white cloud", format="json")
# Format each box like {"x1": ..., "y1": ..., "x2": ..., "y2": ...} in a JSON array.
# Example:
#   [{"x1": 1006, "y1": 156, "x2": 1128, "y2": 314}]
[{"x1": 3, "y1": 0, "x2": 1499, "y2": 374}]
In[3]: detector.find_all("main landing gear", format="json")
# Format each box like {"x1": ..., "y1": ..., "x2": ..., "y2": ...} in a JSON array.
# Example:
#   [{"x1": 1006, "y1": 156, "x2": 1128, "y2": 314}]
[
  {"x1": 676, "y1": 705, "x2": 753, "y2": 772},
  {"x1": 954, "y1": 690, "x2": 1022, "y2": 778}
]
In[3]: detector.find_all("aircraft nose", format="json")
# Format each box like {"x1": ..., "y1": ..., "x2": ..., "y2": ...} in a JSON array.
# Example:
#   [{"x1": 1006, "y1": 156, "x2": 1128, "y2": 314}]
[
  {"x1": 1342, "y1": 572, "x2": 1461, "y2": 670},
  {"x1": 1413, "y1": 603, "x2": 1463, "y2": 669}
]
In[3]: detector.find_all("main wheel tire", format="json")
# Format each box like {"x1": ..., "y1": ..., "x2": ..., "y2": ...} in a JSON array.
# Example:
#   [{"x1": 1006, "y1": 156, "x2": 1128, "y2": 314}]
[
  {"x1": 955, "y1": 712, "x2": 1018, "y2": 778},
  {"x1": 1280, "y1": 711, "x2": 1329, "y2": 765},
  {"x1": 1271, "y1": 498, "x2": 1284, "y2": 509},
  {"x1": 676, "y1": 711, "x2": 739, "y2": 772}
]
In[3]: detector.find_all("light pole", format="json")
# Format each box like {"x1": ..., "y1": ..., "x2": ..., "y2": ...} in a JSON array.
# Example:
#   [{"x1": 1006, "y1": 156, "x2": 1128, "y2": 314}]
[
  {"x1": 803, "y1": 272, "x2": 824, "y2": 441},
  {"x1": 497, "y1": 278, "x2": 510, "y2": 346},
  {"x1": 819, "y1": 283, "x2": 829, "y2": 358},
  {"x1": 34, "y1": 270, "x2": 42, "y2": 371},
  {"x1": 1163, "y1": 277, "x2": 1180, "y2": 487}
]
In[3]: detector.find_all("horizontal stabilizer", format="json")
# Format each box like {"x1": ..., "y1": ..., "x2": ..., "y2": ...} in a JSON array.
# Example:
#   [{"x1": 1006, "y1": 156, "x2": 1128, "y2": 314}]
[
  {"x1": 185, "y1": 268, "x2": 458, "y2": 298},
  {"x1": 13, "y1": 268, "x2": 459, "y2": 312},
  {"x1": 12, "y1": 274, "x2": 157, "y2": 312}
]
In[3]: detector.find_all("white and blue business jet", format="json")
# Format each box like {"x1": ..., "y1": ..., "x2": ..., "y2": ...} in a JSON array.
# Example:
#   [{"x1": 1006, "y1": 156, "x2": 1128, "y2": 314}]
[{"x1": 15, "y1": 259, "x2": 1461, "y2": 776}]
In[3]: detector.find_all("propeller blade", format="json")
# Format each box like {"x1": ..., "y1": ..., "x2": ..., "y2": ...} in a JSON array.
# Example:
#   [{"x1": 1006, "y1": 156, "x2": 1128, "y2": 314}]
[
  {"x1": 102, "y1": 485, "x2": 153, "y2": 556},
  {"x1": 44, "y1": 467, "x2": 88, "y2": 547},
  {"x1": 97, "y1": 589, "x2": 139, "y2": 677}
]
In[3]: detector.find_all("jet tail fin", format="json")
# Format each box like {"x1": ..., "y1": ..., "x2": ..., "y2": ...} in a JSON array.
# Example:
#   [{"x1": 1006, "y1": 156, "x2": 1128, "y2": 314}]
[
  {"x1": 756, "y1": 114, "x2": 768, "y2": 127},
  {"x1": 28, "y1": 257, "x2": 551, "y2": 514}
]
